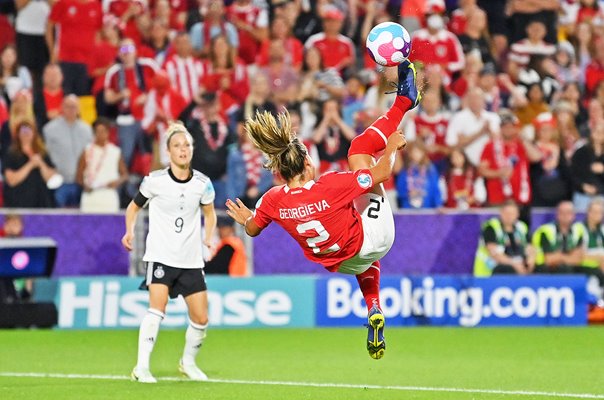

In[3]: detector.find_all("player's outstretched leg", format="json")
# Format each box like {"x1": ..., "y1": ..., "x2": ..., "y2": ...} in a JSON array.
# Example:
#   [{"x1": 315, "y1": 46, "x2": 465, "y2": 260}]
[
  {"x1": 357, "y1": 261, "x2": 386, "y2": 359},
  {"x1": 348, "y1": 60, "x2": 421, "y2": 164}
]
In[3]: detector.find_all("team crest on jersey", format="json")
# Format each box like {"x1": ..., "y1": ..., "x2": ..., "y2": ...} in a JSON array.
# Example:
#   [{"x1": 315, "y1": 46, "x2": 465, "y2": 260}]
[
  {"x1": 357, "y1": 173, "x2": 373, "y2": 189},
  {"x1": 154, "y1": 266, "x2": 165, "y2": 279}
]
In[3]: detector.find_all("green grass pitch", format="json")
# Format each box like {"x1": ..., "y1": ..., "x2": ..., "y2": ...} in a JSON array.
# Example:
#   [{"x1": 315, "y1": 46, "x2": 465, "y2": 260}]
[{"x1": 1, "y1": 327, "x2": 603, "y2": 400}]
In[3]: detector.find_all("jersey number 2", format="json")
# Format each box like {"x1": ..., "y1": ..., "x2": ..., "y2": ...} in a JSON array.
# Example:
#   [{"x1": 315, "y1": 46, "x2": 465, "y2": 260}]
[{"x1": 296, "y1": 220, "x2": 341, "y2": 254}]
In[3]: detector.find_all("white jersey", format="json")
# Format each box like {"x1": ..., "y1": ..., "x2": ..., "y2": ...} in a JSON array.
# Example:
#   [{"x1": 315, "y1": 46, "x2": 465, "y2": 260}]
[{"x1": 139, "y1": 168, "x2": 215, "y2": 269}]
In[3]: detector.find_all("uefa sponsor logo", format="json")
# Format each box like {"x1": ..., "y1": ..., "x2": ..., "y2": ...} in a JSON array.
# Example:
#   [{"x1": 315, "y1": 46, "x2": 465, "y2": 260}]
[{"x1": 357, "y1": 173, "x2": 372, "y2": 189}]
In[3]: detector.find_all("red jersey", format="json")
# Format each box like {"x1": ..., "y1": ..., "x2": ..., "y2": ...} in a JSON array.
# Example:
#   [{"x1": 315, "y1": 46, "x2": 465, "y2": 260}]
[
  {"x1": 104, "y1": 58, "x2": 158, "y2": 120},
  {"x1": 304, "y1": 33, "x2": 356, "y2": 72},
  {"x1": 253, "y1": 169, "x2": 374, "y2": 271},
  {"x1": 409, "y1": 29, "x2": 465, "y2": 77},
  {"x1": 49, "y1": 0, "x2": 102, "y2": 64},
  {"x1": 226, "y1": 2, "x2": 268, "y2": 65},
  {"x1": 480, "y1": 138, "x2": 532, "y2": 205},
  {"x1": 414, "y1": 111, "x2": 449, "y2": 163}
]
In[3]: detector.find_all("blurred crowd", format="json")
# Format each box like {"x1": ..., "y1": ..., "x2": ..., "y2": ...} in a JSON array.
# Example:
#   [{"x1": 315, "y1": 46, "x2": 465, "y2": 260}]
[{"x1": 0, "y1": 0, "x2": 603, "y2": 214}]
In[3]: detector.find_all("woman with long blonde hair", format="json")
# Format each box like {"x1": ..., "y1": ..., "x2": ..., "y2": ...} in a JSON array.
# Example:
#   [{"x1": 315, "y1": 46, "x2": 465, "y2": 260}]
[{"x1": 227, "y1": 61, "x2": 421, "y2": 360}]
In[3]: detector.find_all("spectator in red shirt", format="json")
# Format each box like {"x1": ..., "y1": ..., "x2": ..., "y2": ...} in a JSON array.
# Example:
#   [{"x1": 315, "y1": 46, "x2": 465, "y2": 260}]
[
  {"x1": 409, "y1": 2, "x2": 465, "y2": 86},
  {"x1": 479, "y1": 109, "x2": 541, "y2": 206},
  {"x1": 164, "y1": 33, "x2": 204, "y2": 104},
  {"x1": 46, "y1": 0, "x2": 102, "y2": 95},
  {"x1": 445, "y1": 148, "x2": 479, "y2": 209},
  {"x1": 33, "y1": 63, "x2": 64, "y2": 129},
  {"x1": 585, "y1": 37, "x2": 604, "y2": 99},
  {"x1": 414, "y1": 88, "x2": 450, "y2": 173},
  {"x1": 257, "y1": 15, "x2": 303, "y2": 70},
  {"x1": 304, "y1": 6, "x2": 356, "y2": 74},
  {"x1": 152, "y1": 0, "x2": 185, "y2": 32},
  {"x1": 106, "y1": 0, "x2": 147, "y2": 45},
  {"x1": 448, "y1": 0, "x2": 479, "y2": 36},
  {"x1": 227, "y1": 0, "x2": 269, "y2": 65},
  {"x1": 104, "y1": 39, "x2": 159, "y2": 169}
]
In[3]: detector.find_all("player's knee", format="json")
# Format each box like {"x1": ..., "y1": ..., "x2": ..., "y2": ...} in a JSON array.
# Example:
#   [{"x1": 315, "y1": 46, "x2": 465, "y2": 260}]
[{"x1": 190, "y1": 314, "x2": 208, "y2": 326}]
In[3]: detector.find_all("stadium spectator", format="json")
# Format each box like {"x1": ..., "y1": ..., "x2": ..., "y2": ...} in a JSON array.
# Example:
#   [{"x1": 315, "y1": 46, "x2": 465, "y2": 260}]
[
  {"x1": 312, "y1": 98, "x2": 356, "y2": 173},
  {"x1": 448, "y1": 0, "x2": 479, "y2": 36},
  {"x1": 0, "y1": 89, "x2": 34, "y2": 161},
  {"x1": 189, "y1": 0, "x2": 239, "y2": 59},
  {"x1": 584, "y1": 37, "x2": 604, "y2": 99},
  {"x1": 514, "y1": 83, "x2": 550, "y2": 130},
  {"x1": 234, "y1": 73, "x2": 277, "y2": 135},
  {"x1": 479, "y1": 110, "x2": 540, "y2": 207},
  {"x1": 90, "y1": 17, "x2": 120, "y2": 117},
  {"x1": 450, "y1": 51, "x2": 483, "y2": 99},
  {"x1": 474, "y1": 200, "x2": 534, "y2": 276},
  {"x1": 507, "y1": 0, "x2": 558, "y2": 44},
  {"x1": 413, "y1": 88, "x2": 450, "y2": 173},
  {"x1": 14, "y1": 0, "x2": 50, "y2": 88},
  {"x1": 257, "y1": 15, "x2": 304, "y2": 70},
  {"x1": 43, "y1": 95, "x2": 93, "y2": 207},
  {"x1": 530, "y1": 113, "x2": 572, "y2": 207},
  {"x1": 77, "y1": 117, "x2": 128, "y2": 213},
  {"x1": 342, "y1": 74, "x2": 366, "y2": 129},
  {"x1": 3, "y1": 120, "x2": 56, "y2": 208},
  {"x1": 444, "y1": 148, "x2": 479, "y2": 209},
  {"x1": 104, "y1": 38, "x2": 159, "y2": 169},
  {"x1": 140, "y1": 20, "x2": 171, "y2": 67},
  {"x1": 106, "y1": 0, "x2": 147, "y2": 46},
  {"x1": 409, "y1": 1, "x2": 465, "y2": 87},
  {"x1": 304, "y1": 6, "x2": 356, "y2": 74},
  {"x1": 477, "y1": 64, "x2": 503, "y2": 112},
  {"x1": 576, "y1": 0, "x2": 604, "y2": 25},
  {"x1": 227, "y1": 0, "x2": 269, "y2": 65},
  {"x1": 181, "y1": 91, "x2": 236, "y2": 207},
  {"x1": 579, "y1": 199, "x2": 604, "y2": 281},
  {"x1": 141, "y1": 71, "x2": 188, "y2": 166},
  {"x1": 152, "y1": 0, "x2": 184, "y2": 32},
  {"x1": 446, "y1": 87, "x2": 500, "y2": 166},
  {"x1": 532, "y1": 201, "x2": 586, "y2": 275},
  {"x1": 509, "y1": 20, "x2": 556, "y2": 68},
  {"x1": 200, "y1": 34, "x2": 250, "y2": 108},
  {"x1": 552, "y1": 41, "x2": 581, "y2": 85},
  {"x1": 477, "y1": 0, "x2": 508, "y2": 64},
  {"x1": 46, "y1": 0, "x2": 102, "y2": 96},
  {"x1": 396, "y1": 141, "x2": 442, "y2": 209},
  {"x1": 299, "y1": 46, "x2": 345, "y2": 105},
  {"x1": 559, "y1": 82, "x2": 589, "y2": 132},
  {"x1": 457, "y1": 7, "x2": 495, "y2": 67},
  {"x1": 0, "y1": 44, "x2": 33, "y2": 102},
  {"x1": 164, "y1": 32, "x2": 203, "y2": 104},
  {"x1": 33, "y1": 63, "x2": 63, "y2": 129},
  {"x1": 204, "y1": 215, "x2": 248, "y2": 276},
  {"x1": 259, "y1": 39, "x2": 299, "y2": 109},
  {"x1": 570, "y1": 124, "x2": 604, "y2": 211}
]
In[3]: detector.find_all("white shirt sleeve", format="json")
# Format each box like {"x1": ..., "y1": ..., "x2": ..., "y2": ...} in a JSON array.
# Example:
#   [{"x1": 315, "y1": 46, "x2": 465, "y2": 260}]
[
  {"x1": 445, "y1": 113, "x2": 461, "y2": 147},
  {"x1": 139, "y1": 176, "x2": 155, "y2": 199},
  {"x1": 201, "y1": 180, "x2": 215, "y2": 205}
]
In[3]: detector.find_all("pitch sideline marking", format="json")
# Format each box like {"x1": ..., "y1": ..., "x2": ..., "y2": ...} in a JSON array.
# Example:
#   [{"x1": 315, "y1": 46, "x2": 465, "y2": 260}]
[{"x1": 0, "y1": 372, "x2": 603, "y2": 399}]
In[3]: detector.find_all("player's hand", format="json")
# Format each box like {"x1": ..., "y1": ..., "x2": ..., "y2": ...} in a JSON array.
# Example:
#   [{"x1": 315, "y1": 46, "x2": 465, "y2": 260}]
[
  {"x1": 122, "y1": 232, "x2": 134, "y2": 251},
  {"x1": 225, "y1": 198, "x2": 253, "y2": 226},
  {"x1": 387, "y1": 130, "x2": 407, "y2": 150}
]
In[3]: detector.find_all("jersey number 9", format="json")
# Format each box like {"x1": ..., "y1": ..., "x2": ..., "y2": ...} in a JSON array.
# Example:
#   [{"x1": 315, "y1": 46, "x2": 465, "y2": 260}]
[{"x1": 175, "y1": 217, "x2": 184, "y2": 233}]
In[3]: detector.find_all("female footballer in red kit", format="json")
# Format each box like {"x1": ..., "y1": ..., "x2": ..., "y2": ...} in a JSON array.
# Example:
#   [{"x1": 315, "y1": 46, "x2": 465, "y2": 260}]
[{"x1": 226, "y1": 60, "x2": 421, "y2": 359}]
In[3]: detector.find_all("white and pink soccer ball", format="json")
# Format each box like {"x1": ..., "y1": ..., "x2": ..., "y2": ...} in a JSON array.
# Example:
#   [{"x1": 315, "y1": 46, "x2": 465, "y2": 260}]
[{"x1": 366, "y1": 22, "x2": 411, "y2": 67}]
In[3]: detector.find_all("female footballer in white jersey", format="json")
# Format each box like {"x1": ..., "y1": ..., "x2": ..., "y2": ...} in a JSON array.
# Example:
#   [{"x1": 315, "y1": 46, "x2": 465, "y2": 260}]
[{"x1": 121, "y1": 122, "x2": 217, "y2": 383}]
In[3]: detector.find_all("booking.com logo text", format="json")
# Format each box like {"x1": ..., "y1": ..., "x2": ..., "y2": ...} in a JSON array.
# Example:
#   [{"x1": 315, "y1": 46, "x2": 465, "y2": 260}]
[{"x1": 326, "y1": 277, "x2": 576, "y2": 327}]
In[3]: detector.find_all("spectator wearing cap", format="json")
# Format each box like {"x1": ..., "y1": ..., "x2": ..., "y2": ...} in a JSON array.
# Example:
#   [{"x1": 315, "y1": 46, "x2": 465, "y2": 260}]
[
  {"x1": 141, "y1": 71, "x2": 188, "y2": 166},
  {"x1": 204, "y1": 216, "x2": 248, "y2": 277},
  {"x1": 189, "y1": 0, "x2": 239, "y2": 59},
  {"x1": 409, "y1": 0, "x2": 465, "y2": 87},
  {"x1": 43, "y1": 94, "x2": 93, "y2": 207},
  {"x1": 104, "y1": 38, "x2": 159, "y2": 169},
  {"x1": 457, "y1": 6, "x2": 495, "y2": 67},
  {"x1": 586, "y1": 38, "x2": 604, "y2": 99},
  {"x1": 304, "y1": 5, "x2": 356, "y2": 74},
  {"x1": 571, "y1": 124, "x2": 604, "y2": 212},
  {"x1": 531, "y1": 113, "x2": 573, "y2": 207},
  {"x1": 478, "y1": 110, "x2": 541, "y2": 207},
  {"x1": 180, "y1": 91, "x2": 236, "y2": 207},
  {"x1": 553, "y1": 41, "x2": 581, "y2": 85},
  {"x1": 46, "y1": 0, "x2": 103, "y2": 96},
  {"x1": 509, "y1": 20, "x2": 556, "y2": 70},
  {"x1": 227, "y1": 0, "x2": 269, "y2": 65},
  {"x1": 446, "y1": 87, "x2": 500, "y2": 167}
]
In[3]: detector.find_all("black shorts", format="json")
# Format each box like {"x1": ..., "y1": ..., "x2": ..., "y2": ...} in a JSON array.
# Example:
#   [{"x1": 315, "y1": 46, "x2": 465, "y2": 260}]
[{"x1": 141, "y1": 262, "x2": 207, "y2": 299}]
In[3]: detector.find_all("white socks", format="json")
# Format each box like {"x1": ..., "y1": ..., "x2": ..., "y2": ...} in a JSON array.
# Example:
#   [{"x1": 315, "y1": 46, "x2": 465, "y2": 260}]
[
  {"x1": 136, "y1": 308, "x2": 164, "y2": 370},
  {"x1": 182, "y1": 321, "x2": 207, "y2": 366}
]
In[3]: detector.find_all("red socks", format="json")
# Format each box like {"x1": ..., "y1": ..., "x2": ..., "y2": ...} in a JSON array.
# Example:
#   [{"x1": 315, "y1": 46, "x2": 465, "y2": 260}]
[
  {"x1": 356, "y1": 261, "x2": 381, "y2": 312},
  {"x1": 348, "y1": 96, "x2": 413, "y2": 158}
]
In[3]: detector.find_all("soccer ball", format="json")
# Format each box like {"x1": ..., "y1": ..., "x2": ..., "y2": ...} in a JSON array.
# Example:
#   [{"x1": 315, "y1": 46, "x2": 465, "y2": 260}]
[{"x1": 366, "y1": 22, "x2": 411, "y2": 67}]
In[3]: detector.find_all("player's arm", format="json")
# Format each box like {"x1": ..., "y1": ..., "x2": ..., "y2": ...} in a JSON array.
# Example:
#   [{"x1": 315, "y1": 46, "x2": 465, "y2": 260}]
[
  {"x1": 225, "y1": 198, "x2": 263, "y2": 237},
  {"x1": 122, "y1": 192, "x2": 147, "y2": 251},
  {"x1": 201, "y1": 203, "x2": 217, "y2": 247},
  {"x1": 368, "y1": 130, "x2": 407, "y2": 184}
]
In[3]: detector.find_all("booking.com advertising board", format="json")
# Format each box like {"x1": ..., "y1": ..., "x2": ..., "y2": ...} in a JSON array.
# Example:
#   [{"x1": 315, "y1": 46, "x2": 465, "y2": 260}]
[
  {"x1": 37, "y1": 275, "x2": 588, "y2": 329},
  {"x1": 316, "y1": 275, "x2": 588, "y2": 327}
]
